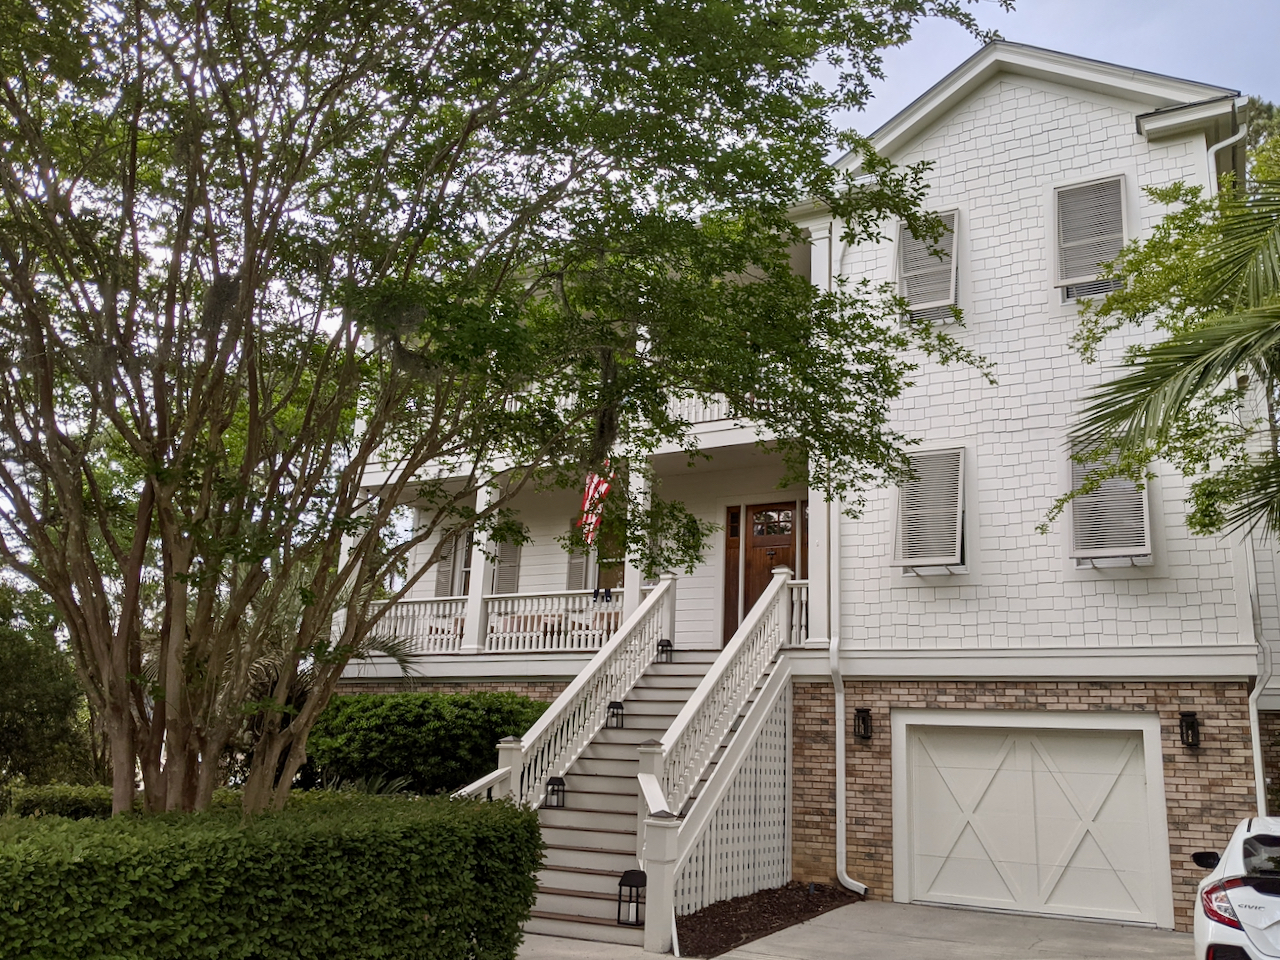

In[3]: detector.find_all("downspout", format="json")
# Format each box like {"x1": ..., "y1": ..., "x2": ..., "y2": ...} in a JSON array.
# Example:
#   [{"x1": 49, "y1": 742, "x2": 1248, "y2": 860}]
[
  {"x1": 828, "y1": 496, "x2": 868, "y2": 895},
  {"x1": 1245, "y1": 533, "x2": 1273, "y2": 816},
  {"x1": 1206, "y1": 122, "x2": 1246, "y2": 197}
]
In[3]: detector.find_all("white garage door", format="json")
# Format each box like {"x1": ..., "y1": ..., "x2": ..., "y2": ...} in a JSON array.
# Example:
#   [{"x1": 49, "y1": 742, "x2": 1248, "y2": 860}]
[{"x1": 906, "y1": 725, "x2": 1160, "y2": 924}]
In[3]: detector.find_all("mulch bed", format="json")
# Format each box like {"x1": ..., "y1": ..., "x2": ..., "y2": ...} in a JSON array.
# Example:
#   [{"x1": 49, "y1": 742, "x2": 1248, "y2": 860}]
[{"x1": 674, "y1": 881, "x2": 863, "y2": 957}]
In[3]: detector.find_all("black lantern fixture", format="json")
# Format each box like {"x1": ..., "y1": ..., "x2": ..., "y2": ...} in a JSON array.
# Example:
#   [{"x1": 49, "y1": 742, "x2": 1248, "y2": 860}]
[
  {"x1": 657, "y1": 638, "x2": 674, "y2": 663},
  {"x1": 617, "y1": 870, "x2": 646, "y2": 926},
  {"x1": 607, "y1": 701, "x2": 625, "y2": 729},
  {"x1": 1180, "y1": 711, "x2": 1201, "y2": 749},
  {"x1": 853, "y1": 708, "x2": 873, "y2": 740},
  {"x1": 544, "y1": 776, "x2": 566, "y2": 808}
]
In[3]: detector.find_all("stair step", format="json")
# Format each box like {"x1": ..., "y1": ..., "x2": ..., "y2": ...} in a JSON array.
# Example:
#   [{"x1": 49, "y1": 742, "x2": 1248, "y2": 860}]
[
  {"x1": 579, "y1": 742, "x2": 651, "y2": 762},
  {"x1": 631, "y1": 674, "x2": 704, "y2": 690},
  {"x1": 569, "y1": 757, "x2": 640, "y2": 778},
  {"x1": 541, "y1": 844, "x2": 639, "y2": 872},
  {"x1": 535, "y1": 888, "x2": 628, "y2": 921},
  {"x1": 524, "y1": 913, "x2": 645, "y2": 946},
  {"x1": 541, "y1": 823, "x2": 636, "y2": 848},
  {"x1": 539, "y1": 807, "x2": 636, "y2": 832},
  {"x1": 538, "y1": 864, "x2": 636, "y2": 896},
  {"x1": 623, "y1": 686, "x2": 695, "y2": 704},
  {"x1": 592, "y1": 723, "x2": 670, "y2": 742},
  {"x1": 562, "y1": 773, "x2": 637, "y2": 796}
]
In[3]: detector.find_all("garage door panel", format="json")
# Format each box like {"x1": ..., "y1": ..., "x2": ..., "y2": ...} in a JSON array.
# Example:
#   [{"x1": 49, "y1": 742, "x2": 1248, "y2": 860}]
[{"x1": 907, "y1": 725, "x2": 1158, "y2": 924}]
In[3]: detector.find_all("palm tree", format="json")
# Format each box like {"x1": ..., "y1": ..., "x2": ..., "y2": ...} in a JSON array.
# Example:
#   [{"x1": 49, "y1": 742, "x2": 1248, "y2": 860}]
[{"x1": 1070, "y1": 182, "x2": 1280, "y2": 533}]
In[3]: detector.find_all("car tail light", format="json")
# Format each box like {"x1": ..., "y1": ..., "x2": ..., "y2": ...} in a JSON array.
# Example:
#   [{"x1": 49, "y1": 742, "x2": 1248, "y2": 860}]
[{"x1": 1202, "y1": 878, "x2": 1244, "y2": 930}]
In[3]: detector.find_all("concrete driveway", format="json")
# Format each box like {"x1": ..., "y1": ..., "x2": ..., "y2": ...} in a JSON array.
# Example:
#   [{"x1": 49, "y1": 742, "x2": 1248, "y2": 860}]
[{"x1": 518, "y1": 901, "x2": 1194, "y2": 960}]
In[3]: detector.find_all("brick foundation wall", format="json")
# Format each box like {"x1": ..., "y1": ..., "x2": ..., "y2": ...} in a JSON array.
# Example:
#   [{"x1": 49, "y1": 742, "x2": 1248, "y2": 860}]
[
  {"x1": 791, "y1": 679, "x2": 1256, "y2": 932},
  {"x1": 1261, "y1": 711, "x2": 1280, "y2": 802},
  {"x1": 333, "y1": 678, "x2": 569, "y2": 701}
]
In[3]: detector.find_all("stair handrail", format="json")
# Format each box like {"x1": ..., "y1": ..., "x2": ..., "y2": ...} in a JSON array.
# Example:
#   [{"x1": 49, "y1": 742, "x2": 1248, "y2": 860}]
[
  {"x1": 456, "y1": 572, "x2": 676, "y2": 807},
  {"x1": 656, "y1": 566, "x2": 792, "y2": 816}
]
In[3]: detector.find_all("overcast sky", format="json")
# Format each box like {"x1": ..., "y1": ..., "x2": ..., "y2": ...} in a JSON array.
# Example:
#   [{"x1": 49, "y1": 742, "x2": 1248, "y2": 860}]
[{"x1": 848, "y1": 0, "x2": 1280, "y2": 137}]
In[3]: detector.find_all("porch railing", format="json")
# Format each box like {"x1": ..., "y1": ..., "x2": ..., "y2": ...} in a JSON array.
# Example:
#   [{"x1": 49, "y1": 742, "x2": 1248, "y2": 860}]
[
  {"x1": 454, "y1": 574, "x2": 676, "y2": 807},
  {"x1": 339, "y1": 596, "x2": 467, "y2": 655},
  {"x1": 484, "y1": 590, "x2": 624, "y2": 652},
  {"x1": 635, "y1": 567, "x2": 798, "y2": 952},
  {"x1": 789, "y1": 580, "x2": 808, "y2": 644}
]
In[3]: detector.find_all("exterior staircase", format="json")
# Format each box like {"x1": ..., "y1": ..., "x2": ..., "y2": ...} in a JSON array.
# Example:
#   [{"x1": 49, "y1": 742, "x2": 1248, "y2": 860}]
[{"x1": 525, "y1": 649, "x2": 720, "y2": 945}]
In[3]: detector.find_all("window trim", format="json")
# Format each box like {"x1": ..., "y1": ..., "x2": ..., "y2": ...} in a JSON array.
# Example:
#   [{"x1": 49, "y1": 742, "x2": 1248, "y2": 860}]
[
  {"x1": 892, "y1": 446, "x2": 966, "y2": 570},
  {"x1": 1052, "y1": 174, "x2": 1129, "y2": 299},
  {"x1": 895, "y1": 209, "x2": 961, "y2": 319}
]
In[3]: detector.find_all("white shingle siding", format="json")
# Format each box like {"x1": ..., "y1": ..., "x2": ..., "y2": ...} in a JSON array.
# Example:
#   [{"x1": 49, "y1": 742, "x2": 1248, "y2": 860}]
[{"x1": 835, "y1": 75, "x2": 1245, "y2": 657}]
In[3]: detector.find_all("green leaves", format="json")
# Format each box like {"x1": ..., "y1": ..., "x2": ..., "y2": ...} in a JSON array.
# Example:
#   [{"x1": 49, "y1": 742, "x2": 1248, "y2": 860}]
[{"x1": 0, "y1": 795, "x2": 541, "y2": 960}]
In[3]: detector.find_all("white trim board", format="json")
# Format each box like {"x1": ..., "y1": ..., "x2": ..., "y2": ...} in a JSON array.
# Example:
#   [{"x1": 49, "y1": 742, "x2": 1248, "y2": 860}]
[{"x1": 889, "y1": 707, "x2": 1175, "y2": 929}]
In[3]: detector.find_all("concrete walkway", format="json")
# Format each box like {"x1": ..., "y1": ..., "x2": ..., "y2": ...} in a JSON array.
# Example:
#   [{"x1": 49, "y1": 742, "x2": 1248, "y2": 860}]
[{"x1": 517, "y1": 901, "x2": 1195, "y2": 960}]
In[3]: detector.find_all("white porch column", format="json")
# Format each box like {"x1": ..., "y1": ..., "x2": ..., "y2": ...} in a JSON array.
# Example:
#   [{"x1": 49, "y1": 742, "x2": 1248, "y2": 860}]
[
  {"x1": 641, "y1": 812, "x2": 679, "y2": 953},
  {"x1": 461, "y1": 483, "x2": 496, "y2": 654},
  {"x1": 622, "y1": 470, "x2": 650, "y2": 620},
  {"x1": 804, "y1": 219, "x2": 835, "y2": 645},
  {"x1": 807, "y1": 492, "x2": 830, "y2": 644}
]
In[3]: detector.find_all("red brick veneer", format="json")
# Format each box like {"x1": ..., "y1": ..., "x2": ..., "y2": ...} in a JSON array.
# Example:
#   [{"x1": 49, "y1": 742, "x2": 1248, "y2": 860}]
[{"x1": 791, "y1": 679, "x2": 1255, "y2": 932}]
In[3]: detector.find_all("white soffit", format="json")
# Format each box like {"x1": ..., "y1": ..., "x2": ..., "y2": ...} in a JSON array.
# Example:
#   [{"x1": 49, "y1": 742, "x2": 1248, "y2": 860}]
[{"x1": 840, "y1": 41, "x2": 1239, "y2": 168}]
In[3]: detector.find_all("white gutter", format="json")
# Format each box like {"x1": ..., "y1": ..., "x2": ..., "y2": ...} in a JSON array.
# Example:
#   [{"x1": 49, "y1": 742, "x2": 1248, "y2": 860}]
[
  {"x1": 1245, "y1": 533, "x2": 1273, "y2": 816},
  {"x1": 827, "y1": 496, "x2": 868, "y2": 896}
]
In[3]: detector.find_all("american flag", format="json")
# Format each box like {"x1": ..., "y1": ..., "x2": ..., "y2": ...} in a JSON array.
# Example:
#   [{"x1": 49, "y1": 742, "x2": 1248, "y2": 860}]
[{"x1": 577, "y1": 464, "x2": 613, "y2": 546}]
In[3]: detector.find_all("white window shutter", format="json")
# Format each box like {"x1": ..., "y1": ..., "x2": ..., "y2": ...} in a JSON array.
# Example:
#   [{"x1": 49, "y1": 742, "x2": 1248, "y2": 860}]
[
  {"x1": 898, "y1": 211, "x2": 958, "y2": 318},
  {"x1": 1070, "y1": 456, "x2": 1150, "y2": 559},
  {"x1": 490, "y1": 540, "x2": 521, "y2": 594},
  {"x1": 434, "y1": 535, "x2": 456, "y2": 597},
  {"x1": 1057, "y1": 178, "x2": 1124, "y2": 287},
  {"x1": 566, "y1": 545, "x2": 589, "y2": 591},
  {"x1": 894, "y1": 448, "x2": 964, "y2": 566}
]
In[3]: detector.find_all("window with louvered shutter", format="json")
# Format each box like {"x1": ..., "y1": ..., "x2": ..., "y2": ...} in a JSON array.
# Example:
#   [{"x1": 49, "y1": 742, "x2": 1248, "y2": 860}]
[
  {"x1": 566, "y1": 529, "x2": 589, "y2": 591},
  {"x1": 490, "y1": 540, "x2": 521, "y2": 594},
  {"x1": 1056, "y1": 178, "x2": 1125, "y2": 299},
  {"x1": 1070, "y1": 455, "x2": 1150, "y2": 559},
  {"x1": 898, "y1": 211, "x2": 958, "y2": 322},
  {"x1": 434, "y1": 535, "x2": 456, "y2": 597},
  {"x1": 893, "y1": 448, "x2": 965, "y2": 567}
]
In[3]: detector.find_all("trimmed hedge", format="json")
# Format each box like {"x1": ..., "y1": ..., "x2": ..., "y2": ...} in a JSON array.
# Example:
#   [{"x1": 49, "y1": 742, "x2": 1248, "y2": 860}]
[
  {"x1": 0, "y1": 794, "x2": 541, "y2": 960},
  {"x1": 8, "y1": 784, "x2": 244, "y2": 819},
  {"x1": 8, "y1": 783, "x2": 114, "y2": 819},
  {"x1": 304, "y1": 692, "x2": 548, "y2": 794}
]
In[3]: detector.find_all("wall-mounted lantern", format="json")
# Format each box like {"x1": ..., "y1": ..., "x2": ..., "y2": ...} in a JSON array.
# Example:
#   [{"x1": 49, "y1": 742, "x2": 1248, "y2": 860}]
[
  {"x1": 1180, "y1": 711, "x2": 1201, "y2": 749},
  {"x1": 617, "y1": 869, "x2": 646, "y2": 926},
  {"x1": 657, "y1": 638, "x2": 674, "y2": 663},
  {"x1": 544, "y1": 776, "x2": 566, "y2": 808},
  {"x1": 853, "y1": 708, "x2": 873, "y2": 740},
  {"x1": 607, "y1": 701, "x2": 625, "y2": 729}
]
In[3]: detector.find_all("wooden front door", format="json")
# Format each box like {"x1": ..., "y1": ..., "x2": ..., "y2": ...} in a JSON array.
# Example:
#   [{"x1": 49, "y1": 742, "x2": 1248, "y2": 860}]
[{"x1": 724, "y1": 501, "x2": 801, "y2": 644}]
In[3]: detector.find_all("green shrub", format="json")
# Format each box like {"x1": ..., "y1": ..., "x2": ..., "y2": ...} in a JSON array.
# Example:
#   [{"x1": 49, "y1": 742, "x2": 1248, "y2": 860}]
[
  {"x1": 9, "y1": 782, "x2": 114, "y2": 819},
  {"x1": 0, "y1": 794, "x2": 541, "y2": 960},
  {"x1": 304, "y1": 692, "x2": 549, "y2": 794},
  {"x1": 9, "y1": 784, "x2": 244, "y2": 818}
]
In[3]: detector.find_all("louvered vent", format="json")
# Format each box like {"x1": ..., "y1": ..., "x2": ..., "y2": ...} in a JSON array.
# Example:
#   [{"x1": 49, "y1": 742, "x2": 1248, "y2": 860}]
[
  {"x1": 894, "y1": 448, "x2": 964, "y2": 567},
  {"x1": 1057, "y1": 178, "x2": 1124, "y2": 287},
  {"x1": 898, "y1": 211, "x2": 958, "y2": 319},
  {"x1": 490, "y1": 540, "x2": 521, "y2": 594},
  {"x1": 1070, "y1": 455, "x2": 1150, "y2": 559},
  {"x1": 434, "y1": 535, "x2": 456, "y2": 597}
]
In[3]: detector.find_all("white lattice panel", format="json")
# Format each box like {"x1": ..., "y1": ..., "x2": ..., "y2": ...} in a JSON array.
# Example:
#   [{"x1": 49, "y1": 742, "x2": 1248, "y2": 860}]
[{"x1": 674, "y1": 684, "x2": 790, "y2": 915}]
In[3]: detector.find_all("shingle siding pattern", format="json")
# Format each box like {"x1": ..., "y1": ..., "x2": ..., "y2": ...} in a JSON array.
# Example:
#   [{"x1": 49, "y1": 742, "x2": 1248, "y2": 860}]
[
  {"x1": 836, "y1": 75, "x2": 1245, "y2": 657},
  {"x1": 791, "y1": 679, "x2": 1255, "y2": 932}
]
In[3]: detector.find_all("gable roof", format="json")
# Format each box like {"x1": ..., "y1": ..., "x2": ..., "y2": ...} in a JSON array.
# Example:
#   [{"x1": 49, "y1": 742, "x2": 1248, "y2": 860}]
[{"x1": 839, "y1": 41, "x2": 1240, "y2": 167}]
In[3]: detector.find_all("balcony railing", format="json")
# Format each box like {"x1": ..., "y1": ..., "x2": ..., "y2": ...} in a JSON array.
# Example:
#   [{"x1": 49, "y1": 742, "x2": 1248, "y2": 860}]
[
  {"x1": 362, "y1": 597, "x2": 466, "y2": 654},
  {"x1": 485, "y1": 590, "x2": 623, "y2": 652}
]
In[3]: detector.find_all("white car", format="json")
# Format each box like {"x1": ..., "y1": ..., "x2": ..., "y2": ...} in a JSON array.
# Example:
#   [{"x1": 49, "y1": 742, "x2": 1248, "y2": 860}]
[{"x1": 1194, "y1": 817, "x2": 1280, "y2": 960}]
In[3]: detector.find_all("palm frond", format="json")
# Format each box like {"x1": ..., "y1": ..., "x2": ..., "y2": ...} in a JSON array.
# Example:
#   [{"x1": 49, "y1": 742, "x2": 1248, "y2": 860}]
[
  {"x1": 1073, "y1": 304, "x2": 1280, "y2": 452},
  {"x1": 1202, "y1": 182, "x2": 1280, "y2": 308}
]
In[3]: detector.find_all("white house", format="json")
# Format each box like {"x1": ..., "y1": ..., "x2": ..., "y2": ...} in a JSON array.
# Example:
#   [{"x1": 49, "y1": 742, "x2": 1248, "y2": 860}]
[{"x1": 340, "y1": 42, "x2": 1272, "y2": 946}]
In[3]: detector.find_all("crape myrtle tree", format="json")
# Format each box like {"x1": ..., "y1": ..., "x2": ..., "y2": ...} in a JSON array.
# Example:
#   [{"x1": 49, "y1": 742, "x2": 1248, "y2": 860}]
[
  {"x1": 0, "y1": 0, "x2": 1001, "y2": 815},
  {"x1": 1061, "y1": 101, "x2": 1280, "y2": 536}
]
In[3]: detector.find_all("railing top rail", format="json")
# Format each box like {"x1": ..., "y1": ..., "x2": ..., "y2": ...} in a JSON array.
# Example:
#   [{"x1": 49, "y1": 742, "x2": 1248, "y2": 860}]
[
  {"x1": 658, "y1": 568, "x2": 790, "y2": 755},
  {"x1": 484, "y1": 588, "x2": 624, "y2": 601},
  {"x1": 513, "y1": 576, "x2": 673, "y2": 751},
  {"x1": 452, "y1": 766, "x2": 509, "y2": 799}
]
